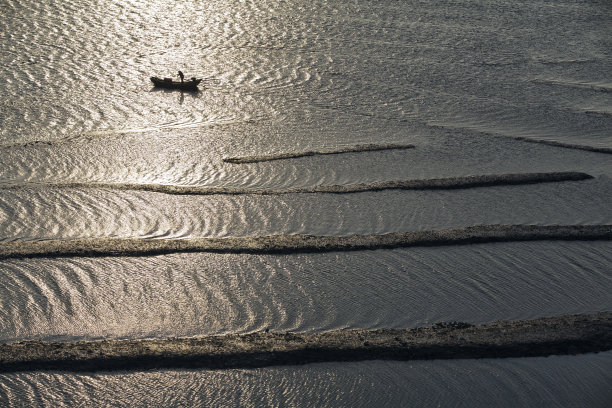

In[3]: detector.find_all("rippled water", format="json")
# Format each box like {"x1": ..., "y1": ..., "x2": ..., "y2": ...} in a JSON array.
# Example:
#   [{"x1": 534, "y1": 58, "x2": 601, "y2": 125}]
[
  {"x1": 1, "y1": 241, "x2": 611, "y2": 342},
  {"x1": 1, "y1": 0, "x2": 611, "y2": 405},
  {"x1": 1, "y1": 353, "x2": 611, "y2": 407}
]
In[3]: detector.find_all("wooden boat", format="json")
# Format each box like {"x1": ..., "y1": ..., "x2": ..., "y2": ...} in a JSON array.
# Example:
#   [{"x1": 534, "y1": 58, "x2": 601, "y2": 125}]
[{"x1": 150, "y1": 76, "x2": 202, "y2": 91}]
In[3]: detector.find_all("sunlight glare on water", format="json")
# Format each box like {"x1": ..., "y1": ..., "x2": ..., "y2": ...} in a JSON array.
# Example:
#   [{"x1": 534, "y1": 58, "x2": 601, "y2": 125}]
[{"x1": 0, "y1": 0, "x2": 611, "y2": 405}]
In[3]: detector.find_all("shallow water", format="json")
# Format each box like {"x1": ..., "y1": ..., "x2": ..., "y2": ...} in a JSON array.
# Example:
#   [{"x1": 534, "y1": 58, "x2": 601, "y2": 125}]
[
  {"x1": 1, "y1": 0, "x2": 611, "y2": 404},
  {"x1": 0, "y1": 352, "x2": 611, "y2": 407},
  {"x1": 1, "y1": 241, "x2": 611, "y2": 342}
]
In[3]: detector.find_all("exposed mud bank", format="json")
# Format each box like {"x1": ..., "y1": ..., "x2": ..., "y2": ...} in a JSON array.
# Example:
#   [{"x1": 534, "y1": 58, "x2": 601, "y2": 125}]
[
  {"x1": 1, "y1": 172, "x2": 591, "y2": 196},
  {"x1": 1, "y1": 313, "x2": 610, "y2": 373},
  {"x1": 222, "y1": 143, "x2": 416, "y2": 163},
  {"x1": 508, "y1": 136, "x2": 612, "y2": 154},
  {"x1": 428, "y1": 122, "x2": 612, "y2": 155},
  {"x1": 0, "y1": 224, "x2": 611, "y2": 260}
]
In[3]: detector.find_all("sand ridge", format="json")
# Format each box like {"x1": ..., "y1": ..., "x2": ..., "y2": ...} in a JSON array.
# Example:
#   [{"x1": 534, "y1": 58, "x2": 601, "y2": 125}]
[
  {"x1": 1, "y1": 313, "x2": 610, "y2": 372},
  {"x1": 0, "y1": 172, "x2": 593, "y2": 196},
  {"x1": 1, "y1": 224, "x2": 611, "y2": 260}
]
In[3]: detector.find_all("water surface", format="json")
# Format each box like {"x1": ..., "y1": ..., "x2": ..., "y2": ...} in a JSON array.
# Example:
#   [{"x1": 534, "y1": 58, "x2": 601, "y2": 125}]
[{"x1": 1, "y1": 0, "x2": 611, "y2": 405}]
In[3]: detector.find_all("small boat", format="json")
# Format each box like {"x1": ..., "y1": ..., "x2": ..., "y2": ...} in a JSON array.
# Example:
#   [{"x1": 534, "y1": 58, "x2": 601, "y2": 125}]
[{"x1": 150, "y1": 76, "x2": 202, "y2": 91}]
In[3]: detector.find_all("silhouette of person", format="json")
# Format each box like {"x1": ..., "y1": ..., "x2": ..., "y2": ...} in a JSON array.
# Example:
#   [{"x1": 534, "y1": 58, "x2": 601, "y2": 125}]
[{"x1": 178, "y1": 70, "x2": 184, "y2": 83}]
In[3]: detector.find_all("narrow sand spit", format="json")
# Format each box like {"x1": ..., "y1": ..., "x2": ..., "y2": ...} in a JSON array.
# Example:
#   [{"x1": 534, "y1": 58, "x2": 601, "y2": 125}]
[
  {"x1": 1, "y1": 313, "x2": 610, "y2": 372},
  {"x1": 222, "y1": 143, "x2": 416, "y2": 163},
  {"x1": 0, "y1": 172, "x2": 593, "y2": 195},
  {"x1": 1, "y1": 224, "x2": 611, "y2": 260}
]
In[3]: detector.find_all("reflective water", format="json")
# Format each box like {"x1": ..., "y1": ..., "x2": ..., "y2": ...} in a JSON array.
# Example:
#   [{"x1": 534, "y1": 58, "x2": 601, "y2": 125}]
[
  {"x1": 1, "y1": 353, "x2": 611, "y2": 407},
  {"x1": 1, "y1": 241, "x2": 611, "y2": 342},
  {"x1": 1, "y1": 0, "x2": 611, "y2": 405}
]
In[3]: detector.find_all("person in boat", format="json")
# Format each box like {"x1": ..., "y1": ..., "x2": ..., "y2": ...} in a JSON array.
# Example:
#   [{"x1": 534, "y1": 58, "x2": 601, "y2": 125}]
[{"x1": 178, "y1": 70, "x2": 184, "y2": 83}]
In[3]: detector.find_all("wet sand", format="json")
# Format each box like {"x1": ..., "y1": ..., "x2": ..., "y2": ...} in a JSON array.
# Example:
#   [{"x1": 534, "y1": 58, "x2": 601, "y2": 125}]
[
  {"x1": 507, "y1": 136, "x2": 612, "y2": 155},
  {"x1": 1, "y1": 313, "x2": 610, "y2": 373},
  {"x1": 222, "y1": 143, "x2": 416, "y2": 163},
  {"x1": 0, "y1": 172, "x2": 591, "y2": 196},
  {"x1": 1, "y1": 224, "x2": 611, "y2": 260}
]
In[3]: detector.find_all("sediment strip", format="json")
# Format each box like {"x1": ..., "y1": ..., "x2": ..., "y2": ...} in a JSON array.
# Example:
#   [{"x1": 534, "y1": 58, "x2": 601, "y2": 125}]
[
  {"x1": 1, "y1": 313, "x2": 610, "y2": 372},
  {"x1": 1, "y1": 224, "x2": 611, "y2": 260},
  {"x1": 507, "y1": 137, "x2": 612, "y2": 155},
  {"x1": 0, "y1": 172, "x2": 593, "y2": 196},
  {"x1": 429, "y1": 122, "x2": 612, "y2": 154},
  {"x1": 222, "y1": 143, "x2": 416, "y2": 163}
]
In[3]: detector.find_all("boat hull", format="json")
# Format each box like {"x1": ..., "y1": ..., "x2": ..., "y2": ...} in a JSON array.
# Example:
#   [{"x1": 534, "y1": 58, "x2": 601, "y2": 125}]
[{"x1": 150, "y1": 76, "x2": 202, "y2": 91}]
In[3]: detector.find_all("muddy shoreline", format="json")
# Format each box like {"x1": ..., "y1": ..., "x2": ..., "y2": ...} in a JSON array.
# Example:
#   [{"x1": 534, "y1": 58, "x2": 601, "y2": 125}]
[{"x1": 1, "y1": 313, "x2": 610, "y2": 373}]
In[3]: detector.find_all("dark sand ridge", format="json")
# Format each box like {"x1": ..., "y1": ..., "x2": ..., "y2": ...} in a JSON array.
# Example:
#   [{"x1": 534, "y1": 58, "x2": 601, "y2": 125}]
[
  {"x1": 429, "y1": 122, "x2": 612, "y2": 154},
  {"x1": 531, "y1": 78, "x2": 612, "y2": 93},
  {"x1": 1, "y1": 313, "x2": 610, "y2": 373},
  {"x1": 507, "y1": 136, "x2": 612, "y2": 155},
  {"x1": 1, "y1": 224, "x2": 611, "y2": 260},
  {"x1": 222, "y1": 143, "x2": 416, "y2": 163},
  {"x1": 0, "y1": 172, "x2": 593, "y2": 196}
]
